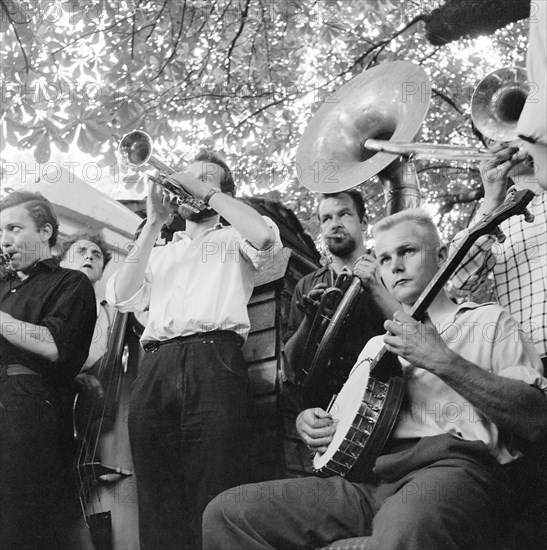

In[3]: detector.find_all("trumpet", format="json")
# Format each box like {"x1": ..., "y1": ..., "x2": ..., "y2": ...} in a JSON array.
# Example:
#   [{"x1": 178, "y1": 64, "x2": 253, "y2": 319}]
[{"x1": 118, "y1": 130, "x2": 208, "y2": 213}]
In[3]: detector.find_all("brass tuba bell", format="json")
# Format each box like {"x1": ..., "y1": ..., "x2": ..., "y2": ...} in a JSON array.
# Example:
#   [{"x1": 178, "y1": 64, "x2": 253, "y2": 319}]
[{"x1": 295, "y1": 61, "x2": 430, "y2": 195}]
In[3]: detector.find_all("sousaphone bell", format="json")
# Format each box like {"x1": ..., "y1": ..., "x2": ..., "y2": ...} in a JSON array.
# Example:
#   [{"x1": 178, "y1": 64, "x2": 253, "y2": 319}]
[
  {"x1": 296, "y1": 60, "x2": 431, "y2": 213},
  {"x1": 294, "y1": 61, "x2": 430, "y2": 406}
]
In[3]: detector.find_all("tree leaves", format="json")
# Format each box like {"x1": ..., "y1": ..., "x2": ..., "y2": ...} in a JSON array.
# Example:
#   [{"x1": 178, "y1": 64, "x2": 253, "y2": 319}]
[{"x1": 0, "y1": 0, "x2": 530, "y2": 239}]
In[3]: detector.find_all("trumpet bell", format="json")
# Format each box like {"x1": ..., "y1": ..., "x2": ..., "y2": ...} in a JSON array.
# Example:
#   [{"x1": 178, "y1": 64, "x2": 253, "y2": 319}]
[
  {"x1": 118, "y1": 130, "x2": 153, "y2": 168},
  {"x1": 471, "y1": 67, "x2": 529, "y2": 142},
  {"x1": 295, "y1": 61, "x2": 431, "y2": 192}
]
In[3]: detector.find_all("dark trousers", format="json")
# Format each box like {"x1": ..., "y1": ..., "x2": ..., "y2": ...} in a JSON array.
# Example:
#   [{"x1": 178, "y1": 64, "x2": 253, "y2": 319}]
[
  {"x1": 0, "y1": 370, "x2": 61, "y2": 550},
  {"x1": 203, "y1": 434, "x2": 511, "y2": 550},
  {"x1": 129, "y1": 331, "x2": 250, "y2": 550}
]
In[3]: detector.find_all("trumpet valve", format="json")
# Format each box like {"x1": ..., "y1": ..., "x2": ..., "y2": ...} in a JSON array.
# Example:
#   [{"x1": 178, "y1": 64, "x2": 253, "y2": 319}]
[{"x1": 175, "y1": 196, "x2": 200, "y2": 214}]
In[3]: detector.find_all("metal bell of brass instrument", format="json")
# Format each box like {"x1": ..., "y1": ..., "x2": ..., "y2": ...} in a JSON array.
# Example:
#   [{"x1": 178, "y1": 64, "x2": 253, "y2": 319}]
[
  {"x1": 296, "y1": 63, "x2": 530, "y2": 205},
  {"x1": 364, "y1": 67, "x2": 530, "y2": 162},
  {"x1": 471, "y1": 66, "x2": 529, "y2": 142},
  {"x1": 118, "y1": 130, "x2": 208, "y2": 213}
]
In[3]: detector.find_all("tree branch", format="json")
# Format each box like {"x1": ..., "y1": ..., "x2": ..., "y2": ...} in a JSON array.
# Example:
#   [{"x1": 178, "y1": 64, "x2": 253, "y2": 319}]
[
  {"x1": 334, "y1": 14, "x2": 427, "y2": 81},
  {"x1": 0, "y1": 0, "x2": 30, "y2": 72},
  {"x1": 432, "y1": 87, "x2": 465, "y2": 115},
  {"x1": 231, "y1": 92, "x2": 298, "y2": 132},
  {"x1": 144, "y1": 0, "x2": 169, "y2": 42},
  {"x1": 226, "y1": 0, "x2": 251, "y2": 84},
  {"x1": 151, "y1": 0, "x2": 187, "y2": 81},
  {"x1": 51, "y1": 14, "x2": 135, "y2": 56},
  {"x1": 436, "y1": 187, "x2": 484, "y2": 215}
]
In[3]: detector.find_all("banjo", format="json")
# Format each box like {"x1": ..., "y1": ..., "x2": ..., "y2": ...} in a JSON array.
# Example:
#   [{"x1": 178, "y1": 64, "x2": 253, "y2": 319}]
[{"x1": 313, "y1": 188, "x2": 535, "y2": 477}]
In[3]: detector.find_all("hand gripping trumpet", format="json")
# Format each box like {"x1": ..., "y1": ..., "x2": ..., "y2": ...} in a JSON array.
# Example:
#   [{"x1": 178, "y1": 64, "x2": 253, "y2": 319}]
[
  {"x1": 0, "y1": 251, "x2": 12, "y2": 265},
  {"x1": 118, "y1": 130, "x2": 208, "y2": 213}
]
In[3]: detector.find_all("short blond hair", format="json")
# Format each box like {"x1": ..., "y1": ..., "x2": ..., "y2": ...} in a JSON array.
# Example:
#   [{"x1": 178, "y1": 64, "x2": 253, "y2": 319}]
[{"x1": 372, "y1": 208, "x2": 440, "y2": 245}]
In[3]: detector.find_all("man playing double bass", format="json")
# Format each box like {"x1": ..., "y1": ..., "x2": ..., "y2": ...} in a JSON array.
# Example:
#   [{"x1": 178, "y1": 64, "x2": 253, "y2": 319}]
[
  {"x1": 52, "y1": 231, "x2": 114, "y2": 549},
  {"x1": 284, "y1": 189, "x2": 399, "y2": 408},
  {"x1": 203, "y1": 208, "x2": 547, "y2": 550}
]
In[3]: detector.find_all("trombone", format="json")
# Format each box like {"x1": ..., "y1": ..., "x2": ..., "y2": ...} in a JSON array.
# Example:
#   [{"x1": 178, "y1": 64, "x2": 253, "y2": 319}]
[
  {"x1": 363, "y1": 67, "x2": 529, "y2": 163},
  {"x1": 118, "y1": 130, "x2": 208, "y2": 213},
  {"x1": 363, "y1": 139, "x2": 496, "y2": 162}
]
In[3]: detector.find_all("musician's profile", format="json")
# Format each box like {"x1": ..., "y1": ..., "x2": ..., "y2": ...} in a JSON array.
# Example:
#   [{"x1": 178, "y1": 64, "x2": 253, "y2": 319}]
[
  {"x1": 106, "y1": 149, "x2": 281, "y2": 549},
  {"x1": 285, "y1": 189, "x2": 399, "y2": 408},
  {"x1": 0, "y1": 190, "x2": 97, "y2": 550}
]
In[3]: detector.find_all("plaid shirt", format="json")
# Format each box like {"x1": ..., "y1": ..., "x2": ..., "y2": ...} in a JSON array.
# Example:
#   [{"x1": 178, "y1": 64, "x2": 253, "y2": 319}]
[{"x1": 450, "y1": 188, "x2": 547, "y2": 359}]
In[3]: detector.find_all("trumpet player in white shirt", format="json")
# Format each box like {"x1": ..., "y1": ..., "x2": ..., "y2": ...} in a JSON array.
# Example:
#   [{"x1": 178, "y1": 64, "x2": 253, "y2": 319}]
[{"x1": 106, "y1": 150, "x2": 280, "y2": 550}]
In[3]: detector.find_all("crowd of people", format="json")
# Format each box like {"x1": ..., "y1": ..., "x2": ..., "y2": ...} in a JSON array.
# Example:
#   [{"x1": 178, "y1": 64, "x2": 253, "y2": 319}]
[{"x1": 1, "y1": 5, "x2": 546, "y2": 549}]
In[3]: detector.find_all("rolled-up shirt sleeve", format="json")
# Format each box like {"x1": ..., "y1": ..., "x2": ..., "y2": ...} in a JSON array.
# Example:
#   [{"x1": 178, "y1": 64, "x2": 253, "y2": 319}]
[
  {"x1": 492, "y1": 308, "x2": 547, "y2": 392},
  {"x1": 105, "y1": 263, "x2": 153, "y2": 313},
  {"x1": 237, "y1": 216, "x2": 282, "y2": 270}
]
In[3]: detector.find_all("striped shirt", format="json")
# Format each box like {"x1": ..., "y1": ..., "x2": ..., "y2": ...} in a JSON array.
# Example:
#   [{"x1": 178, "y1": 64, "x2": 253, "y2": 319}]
[{"x1": 450, "y1": 188, "x2": 547, "y2": 359}]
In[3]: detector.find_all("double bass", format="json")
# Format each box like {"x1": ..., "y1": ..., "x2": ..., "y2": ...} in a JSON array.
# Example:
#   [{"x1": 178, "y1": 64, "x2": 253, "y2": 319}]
[{"x1": 73, "y1": 307, "x2": 142, "y2": 549}]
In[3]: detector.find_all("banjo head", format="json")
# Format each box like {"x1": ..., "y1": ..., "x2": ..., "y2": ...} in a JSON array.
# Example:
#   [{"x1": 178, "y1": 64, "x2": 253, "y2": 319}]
[{"x1": 313, "y1": 335, "x2": 384, "y2": 472}]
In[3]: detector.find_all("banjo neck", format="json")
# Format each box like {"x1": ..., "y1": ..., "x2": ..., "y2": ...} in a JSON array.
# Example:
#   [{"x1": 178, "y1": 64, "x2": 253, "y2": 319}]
[
  {"x1": 371, "y1": 188, "x2": 535, "y2": 381},
  {"x1": 314, "y1": 188, "x2": 536, "y2": 479}
]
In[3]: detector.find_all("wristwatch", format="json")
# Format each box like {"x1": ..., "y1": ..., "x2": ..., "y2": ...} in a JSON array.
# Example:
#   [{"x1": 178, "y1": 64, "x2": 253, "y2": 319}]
[{"x1": 203, "y1": 188, "x2": 221, "y2": 206}]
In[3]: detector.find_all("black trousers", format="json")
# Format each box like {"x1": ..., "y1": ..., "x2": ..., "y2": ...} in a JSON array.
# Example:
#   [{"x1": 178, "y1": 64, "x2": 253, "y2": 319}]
[
  {"x1": 0, "y1": 369, "x2": 61, "y2": 550},
  {"x1": 129, "y1": 331, "x2": 250, "y2": 550}
]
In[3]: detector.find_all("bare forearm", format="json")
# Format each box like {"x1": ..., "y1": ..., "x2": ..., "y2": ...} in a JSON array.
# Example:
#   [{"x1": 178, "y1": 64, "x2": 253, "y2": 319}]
[
  {"x1": 367, "y1": 283, "x2": 401, "y2": 321},
  {"x1": 431, "y1": 353, "x2": 547, "y2": 442},
  {"x1": 113, "y1": 221, "x2": 160, "y2": 302},
  {"x1": 208, "y1": 193, "x2": 275, "y2": 250},
  {"x1": 0, "y1": 313, "x2": 59, "y2": 362}
]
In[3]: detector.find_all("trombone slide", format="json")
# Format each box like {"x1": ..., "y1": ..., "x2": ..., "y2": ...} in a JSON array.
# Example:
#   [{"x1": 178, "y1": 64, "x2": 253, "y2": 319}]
[{"x1": 364, "y1": 139, "x2": 497, "y2": 162}]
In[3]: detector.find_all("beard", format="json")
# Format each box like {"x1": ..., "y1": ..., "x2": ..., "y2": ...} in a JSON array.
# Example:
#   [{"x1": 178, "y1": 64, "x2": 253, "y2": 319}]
[
  {"x1": 325, "y1": 234, "x2": 357, "y2": 258},
  {"x1": 178, "y1": 204, "x2": 218, "y2": 223}
]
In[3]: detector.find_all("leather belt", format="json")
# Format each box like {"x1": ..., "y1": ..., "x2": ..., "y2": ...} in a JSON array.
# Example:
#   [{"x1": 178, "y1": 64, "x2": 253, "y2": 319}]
[
  {"x1": 143, "y1": 330, "x2": 243, "y2": 353},
  {"x1": 3, "y1": 364, "x2": 41, "y2": 376}
]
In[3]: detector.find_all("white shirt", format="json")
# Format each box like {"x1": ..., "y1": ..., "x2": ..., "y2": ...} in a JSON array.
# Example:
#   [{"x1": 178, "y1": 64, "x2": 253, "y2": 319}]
[
  {"x1": 82, "y1": 301, "x2": 112, "y2": 369},
  {"x1": 393, "y1": 302, "x2": 546, "y2": 464},
  {"x1": 106, "y1": 217, "x2": 280, "y2": 343},
  {"x1": 517, "y1": 0, "x2": 547, "y2": 145}
]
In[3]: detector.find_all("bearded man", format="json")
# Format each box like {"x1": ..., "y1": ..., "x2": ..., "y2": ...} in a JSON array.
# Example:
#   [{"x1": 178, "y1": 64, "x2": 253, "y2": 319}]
[
  {"x1": 106, "y1": 150, "x2": 280, "y2": 550},
  {"x1": 284, "y1": 189, "x2": 399, "y2": 407}
]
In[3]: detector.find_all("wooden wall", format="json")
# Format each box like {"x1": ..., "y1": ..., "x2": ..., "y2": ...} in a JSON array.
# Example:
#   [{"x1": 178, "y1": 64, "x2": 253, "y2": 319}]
[{"x1": 243, "y1": 253, "x2": 319, "y2": 482}]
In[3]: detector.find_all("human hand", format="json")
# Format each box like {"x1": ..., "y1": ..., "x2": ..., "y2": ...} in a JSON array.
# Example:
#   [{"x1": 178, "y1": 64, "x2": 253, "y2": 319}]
[
  {"x1": 75, "y1": 373, "x2": 105, "y2": 400},
  {"x1": 296, "y1": 283, "x2": 328, "y2": 320},
  {"x1": 480, "y1": 142, "x2": 527, "y2": 207},
  {"x1": 383, "y1": 311, "x2": 454, "y2": 373},
  {"x1": 354, "y1": 253, "x2": 382, "y2": 290},
  {"x1": 146, "y1": 180, "x2": 172, "y2": 227},
  {"x1": 169, "y1": 171, "x2": 211, "y2": 201},
  {"x1": 296, "y1": 407, "x2": 337, "y2": 454}
]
